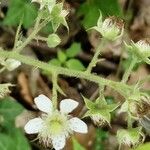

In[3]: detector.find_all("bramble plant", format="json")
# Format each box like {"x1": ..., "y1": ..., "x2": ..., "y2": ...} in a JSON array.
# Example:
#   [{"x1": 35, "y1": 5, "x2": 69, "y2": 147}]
[{"x1": 0, "y1": 0, "x2": 150, "y2": 150}]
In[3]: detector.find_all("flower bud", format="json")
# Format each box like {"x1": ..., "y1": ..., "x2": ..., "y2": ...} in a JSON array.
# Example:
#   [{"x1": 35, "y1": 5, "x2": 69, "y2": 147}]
[
  {"x1": 117, "y1": 127, "x2": 143, "y2": 147},
  {"x1": 135, "y1": 40, "x2": 150, "y2": 53},
  {"x1": 50, "y1": 3, "x2": 69, "y2": 32},
  {"x1": 129, "y1": 97, "x2": 150, "y2": 118},
  {"x1": 125, "y1": 39, "x2": 150, "y2": 63},
  {"x1": 93, "y1": 12, "x2": 124, "y2": 41},
  {"x1": 47, "y1": 33, "x2": 61, "y2": 48},
  {"x1": 2, "y1": 59, "x2": 21, "y2": 71},
  {"x1": 83, "y1": 96, "x2": 119, "y2": 126}
]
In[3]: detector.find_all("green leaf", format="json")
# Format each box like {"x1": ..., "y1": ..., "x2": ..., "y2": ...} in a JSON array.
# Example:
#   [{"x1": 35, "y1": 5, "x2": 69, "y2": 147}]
[
  {"x1": 72, "y1": 137, "x2": 85, "y2": 150},
  {"x1": 0, "y1": 97, "x2": 23, "y2": 125},
  {"x1": 0, "y1": 133, "x2": 16, "y2": 150},
  {"x1": 57, "y1": 50, "x2": 67, "y2": 63},
  {"x1": 42, "y1": 22, "x2": 53, "y2": 33},
  {"x1": 3, "y1": 0, "x2": 37, "y2": 28},
  {"x1": 66, "y1": 43, "x2": 81, "y2": 58},
  {"x1": 66, "y1": 59, "x2": 85, "y2": 71},
  {"x1": 134, "y1": 143, "x2": 150, "y2": 150},
  {"x1": 0, "y1": 128, "x2": 31, "y2": 150},
  {"x1": 94, "y1": 129, "x2": 108, "y2": 150},
  {"x1": 77, "y1": 0, "x2": 123, "y2": 29},
  {"x1": 49, "y1": 58, "x2": 61, "y2": 67},
  {"x1": 47, "y1": 33, "x2": 61, "y2": 48}
]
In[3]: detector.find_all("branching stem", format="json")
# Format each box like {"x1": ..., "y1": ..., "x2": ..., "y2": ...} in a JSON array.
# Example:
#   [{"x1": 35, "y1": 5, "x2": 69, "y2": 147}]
[{"x1": 0, "y1": 50, "x2": 132, "y2": 97}]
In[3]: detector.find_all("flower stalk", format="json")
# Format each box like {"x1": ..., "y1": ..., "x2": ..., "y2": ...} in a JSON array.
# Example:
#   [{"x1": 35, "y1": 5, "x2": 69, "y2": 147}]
[
  {"x1": 52, "y1": 73, "x2": 58, "y2": 109},
  {"x1": 86, "y1": 39, "x2": 106, "y2": 73},
  {"x1": 15, "y1": 13, "x2": 51, "y2": 53},
  {"x1": 121, "y1": 58, "x2": 137, "y2": 83}
]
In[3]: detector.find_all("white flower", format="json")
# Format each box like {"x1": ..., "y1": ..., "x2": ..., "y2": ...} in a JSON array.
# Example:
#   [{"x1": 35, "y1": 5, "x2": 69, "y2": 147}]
[
  {"x1": 24, "y1": 94, "x2": 88, "y2": 150},
  {"x1": 31, "y1": 0, "x2": 56, "y2": 13}
]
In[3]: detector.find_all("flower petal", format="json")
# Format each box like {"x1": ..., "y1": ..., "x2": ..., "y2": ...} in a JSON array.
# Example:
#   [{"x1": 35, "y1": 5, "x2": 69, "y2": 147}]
[
  {"x1": 34, "y1": 94, "x2": 53, "y2": 113},
  {"x1": 69, "y1": 117, "x2": 88, "y2": 133},
  {"x1": 24, "y1": 118, "x2": 43, "y2": 134},
  {"x1": 60, "y1": 99, "x2": 78, "y2": 114},
  {"x1": 52, "y1": 135, "x2": 66, "y2": 150}
]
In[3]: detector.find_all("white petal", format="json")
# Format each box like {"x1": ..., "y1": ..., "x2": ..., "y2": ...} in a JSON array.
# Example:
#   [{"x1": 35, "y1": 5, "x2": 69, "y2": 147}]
[
  {"x1": 34, "y1": 94, "x2": 53, "y2": 113},
  {"x1": 24, "y1": 118, "x2": 43, "y2": 134},
  {"x1": 60, "y1": 99, "x2": 78, "y2": 114},
  {"x1": 69, "y1": 117, "x2": 88, "y2": 133},
  {"x1": 52, "y1": 135, "x2": 66, "y2": 150}
]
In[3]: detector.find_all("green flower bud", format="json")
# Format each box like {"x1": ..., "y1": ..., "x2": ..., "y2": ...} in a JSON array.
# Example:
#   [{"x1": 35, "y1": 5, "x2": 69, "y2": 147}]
[
  {"x1": 117, "y1": 127, "x2": 144, "y2": 147},
  {"x1": 125, "y1": 39, "x2": 150, "y2": 64},
  {"x1": 50, "y1": 3, "x2": 69, "y2": 32},
  {"x1": 92, "y1": 12, "x2": 124, "y2": 41},
  {"x1": 1, "y1": 59, "x2": 21, "y2": 71},
  {"x1": 47, "y1": 33, "x2": 61, "y2": 48},
  {"x1": 83, "y1": 96, "x2": 119, "y2": 126}
]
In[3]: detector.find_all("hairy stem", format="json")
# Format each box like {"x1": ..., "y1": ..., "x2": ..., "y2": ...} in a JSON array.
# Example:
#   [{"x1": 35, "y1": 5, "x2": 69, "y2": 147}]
[
  {"x1": 121, "y1": 58, "x2": 136, "y2": 83},
  {"x1": 15, "y1": 15, "x2": 51, "y2": 53},
  {"x1": 13, "y1": 18, "x2": 23, "y2": 50},
  {"x1": 86, "y1": 39, "x2": 106, "y2": 73},
  {"x1": 127, "y1": 113, "x2": 132, "y2": 129},
  {"x1": 52, "y1": 73, "x2": 58, "y2": 109},
  {"x1": 0, "y1": 50, "x2": 132, "y2": 97}
]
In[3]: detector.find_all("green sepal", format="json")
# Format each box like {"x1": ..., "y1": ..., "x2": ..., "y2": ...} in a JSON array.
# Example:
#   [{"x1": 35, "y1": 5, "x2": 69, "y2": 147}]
[
  {"x1": 107, "y1": 103, "x2": 120, "y2": 112},
  {"x1": 82, "y1": 96, "x2": 95, "y2": 110},
  {"x1": 51, "y1": 3, "x2": 68, "y2": 32}
]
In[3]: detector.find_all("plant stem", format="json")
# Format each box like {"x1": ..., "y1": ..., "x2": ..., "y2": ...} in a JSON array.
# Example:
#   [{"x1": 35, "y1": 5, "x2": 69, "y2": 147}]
[
  {"x1": 15, "y1": 15, "x2": 51, "y2": 53},
  {"x1": 52, "y1": 73, "x2": 58, "y2": 109},
  {"x1": 121, "y1": 58, "x2": 137, "y2": 83},
  {"x1": 0, "y1": 67, "x2": 5, "y2": 73},
  {"x1": 13, "y1": 18, "x2": 23, "y2": 50},
  {"x1": 127, "y1": 113, "x2": 132, "y2": 129},
  {"x1": 0, "y1": 50, "x2": 131, "y2": 96},
  {"x1": 34, "y1": 36, "x2": 47, "y2": 41},
  {"x1": 86, "y1": 39, "x2": 106, "y2": 73}
]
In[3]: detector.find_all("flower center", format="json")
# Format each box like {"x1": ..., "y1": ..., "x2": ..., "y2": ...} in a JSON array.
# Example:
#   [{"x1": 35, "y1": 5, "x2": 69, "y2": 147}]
[
  {"x1": 48, "y1": 120, "x2": 63, "y2": 135},
  {"x1": 39, "y1": 110, "x2": 72, "y2": 143}
]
